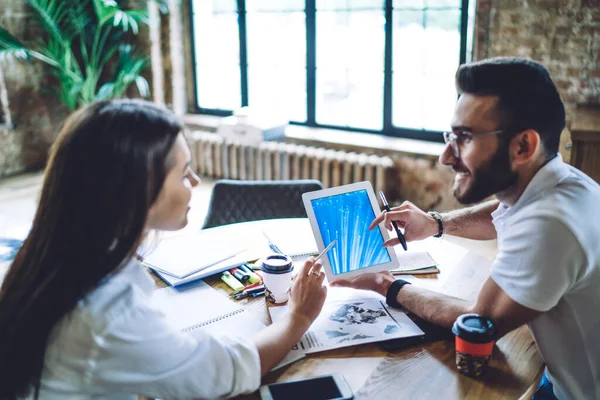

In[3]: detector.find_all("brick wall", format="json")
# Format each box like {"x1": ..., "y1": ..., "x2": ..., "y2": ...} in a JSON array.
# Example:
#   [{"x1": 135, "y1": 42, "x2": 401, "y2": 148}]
[
  {"x1": 474, "y1": 0, "x2": 600, "y2": 159},
  {"x1": 0, "y1": 0, "x2": 69, "y2": 177}
]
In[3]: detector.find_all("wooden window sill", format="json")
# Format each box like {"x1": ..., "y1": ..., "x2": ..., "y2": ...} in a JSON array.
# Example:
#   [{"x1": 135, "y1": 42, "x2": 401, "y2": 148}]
[{"x1": 182, "y1": 114, "x2": 445, "y2": 161}]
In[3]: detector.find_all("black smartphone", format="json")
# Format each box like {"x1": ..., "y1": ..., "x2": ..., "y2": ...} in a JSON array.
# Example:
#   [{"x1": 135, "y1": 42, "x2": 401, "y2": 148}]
[{"x1": 259, "y1": 374, "x2": 353, "y2": 400}]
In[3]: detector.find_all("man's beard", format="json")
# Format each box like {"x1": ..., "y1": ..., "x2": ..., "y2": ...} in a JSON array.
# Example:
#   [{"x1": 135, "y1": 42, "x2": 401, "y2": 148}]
[{"x1": 452, "y1": 142, "x2": 518, "y2": 205}]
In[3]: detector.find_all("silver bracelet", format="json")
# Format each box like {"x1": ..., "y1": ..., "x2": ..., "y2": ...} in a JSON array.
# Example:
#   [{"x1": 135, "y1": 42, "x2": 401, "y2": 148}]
[{"x1": 428, "y1": 211, "x2": 444, "y2": 238}]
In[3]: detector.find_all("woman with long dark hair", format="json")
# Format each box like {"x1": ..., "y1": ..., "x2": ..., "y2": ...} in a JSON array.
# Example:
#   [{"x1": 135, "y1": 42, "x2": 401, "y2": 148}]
[{"x1": 0, "y1": 99, "x2": 327, "y2": 399}]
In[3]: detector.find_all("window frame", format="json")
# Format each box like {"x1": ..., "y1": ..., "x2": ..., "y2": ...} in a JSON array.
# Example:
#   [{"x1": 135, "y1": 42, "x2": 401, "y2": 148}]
[{"x1": 188, "y1": 0, "x2": 470, "y2": 143}]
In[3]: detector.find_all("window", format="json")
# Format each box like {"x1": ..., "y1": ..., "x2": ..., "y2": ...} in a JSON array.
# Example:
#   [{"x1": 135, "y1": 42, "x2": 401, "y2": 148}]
[{"x1": 190, "y1": 0, "x2": 471, "y2": 141}]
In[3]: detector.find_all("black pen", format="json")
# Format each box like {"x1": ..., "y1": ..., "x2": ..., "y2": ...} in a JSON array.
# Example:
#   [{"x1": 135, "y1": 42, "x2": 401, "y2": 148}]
[{"x1": 378, "y1": 190, "x2": 408, "y2": 251}]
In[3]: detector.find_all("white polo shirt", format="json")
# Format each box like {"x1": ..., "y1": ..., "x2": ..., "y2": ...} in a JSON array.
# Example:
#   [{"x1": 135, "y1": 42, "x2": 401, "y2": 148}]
[
  {"x1": 38, "y1": 260, "x2": 261, "y2": 399},
  {"x1": 490, "y1": 155, "x2": 600, "y2": 400}
]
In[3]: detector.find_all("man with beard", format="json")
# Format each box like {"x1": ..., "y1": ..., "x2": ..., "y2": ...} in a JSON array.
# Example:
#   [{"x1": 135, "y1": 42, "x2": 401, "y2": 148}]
[{"x1": 331, "y1": 57, "x2": 600, "y2": 400}]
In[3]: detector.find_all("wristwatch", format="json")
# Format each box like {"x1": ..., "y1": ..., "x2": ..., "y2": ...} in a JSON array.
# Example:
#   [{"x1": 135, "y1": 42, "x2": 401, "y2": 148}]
[
  {"x1": 386, "y1": 279, "x2": 411, "y2": 309},
  {"x1": 428, "y1": 211, "x2": 444, "y2": 238}
]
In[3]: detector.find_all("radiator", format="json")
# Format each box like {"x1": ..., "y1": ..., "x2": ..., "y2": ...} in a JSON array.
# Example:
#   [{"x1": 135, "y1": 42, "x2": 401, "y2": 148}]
[{"x1": 187, "y1": 132, "x2": 396, "y2": 195}]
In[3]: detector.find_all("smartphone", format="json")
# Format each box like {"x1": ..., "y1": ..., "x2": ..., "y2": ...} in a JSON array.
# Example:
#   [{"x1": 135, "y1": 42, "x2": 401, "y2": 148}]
[{"x1": 259, "y1": 373, "x2": 353, "y2": 400}]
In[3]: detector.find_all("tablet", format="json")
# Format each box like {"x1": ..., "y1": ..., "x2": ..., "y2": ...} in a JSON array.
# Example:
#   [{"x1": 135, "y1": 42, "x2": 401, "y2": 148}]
[{"x1": 302, "y1": 181, "x2": 399, "y2": 281}]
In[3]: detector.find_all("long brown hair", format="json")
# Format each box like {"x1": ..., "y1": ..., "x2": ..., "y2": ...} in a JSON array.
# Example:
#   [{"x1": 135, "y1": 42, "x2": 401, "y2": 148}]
[{"x1": 0, "y1": 99, "x2": 182, "y2": 399}]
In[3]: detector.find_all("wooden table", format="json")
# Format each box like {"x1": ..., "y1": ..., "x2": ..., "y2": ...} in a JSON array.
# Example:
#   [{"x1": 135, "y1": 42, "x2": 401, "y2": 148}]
[{"x1": 151, "y1": 218, "x2": 543, "y2": 400}]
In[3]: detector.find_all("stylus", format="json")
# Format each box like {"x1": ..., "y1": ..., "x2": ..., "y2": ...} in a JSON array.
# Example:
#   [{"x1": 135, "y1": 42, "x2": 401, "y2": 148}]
[
  {"x1": 378, "y1": 190, "x2": 408, "y2": 251},
  {"x1": 314, "y1": 239, "x2": 337, "y2": 263},
  {"x1": 285, "y1": 239, "x2": 337, "y2": 294}
]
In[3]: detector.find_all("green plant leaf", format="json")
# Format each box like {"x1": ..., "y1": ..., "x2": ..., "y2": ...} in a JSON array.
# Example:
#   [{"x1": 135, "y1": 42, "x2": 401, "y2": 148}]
[
  {"x1": 106, "y1": 44, "x2": 149, "y2": 99},
  {"x1": 135, "y1": 76, "x2": 150, "y2": 97},
  {"x1": 27, "y1": 0, "x2": 71, "y2": 43},
  {"x1": 93, "y1": 0, "x2": 118, "y2": 26},
  {"x1": 96, "y1": 82, "x2": 114, "y2": 100},
  {"x1": 150, "y1": 0, "x2": 169, "y2": 14},
  {"x1": 0, "y1": 26, "x2": 31, "y2": 61},
  {"x1": 111, "y1": 9, "x2": 148, "y2": 34},
  {"x1": 4, "y1": 0, "x2": 152, "y2": 110}
]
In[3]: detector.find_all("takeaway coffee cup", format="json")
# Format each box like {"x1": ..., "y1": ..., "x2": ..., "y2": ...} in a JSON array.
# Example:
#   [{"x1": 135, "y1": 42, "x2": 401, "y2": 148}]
[
  {"x1": 261, "y1": 254, "x2": 294, "y2": 304},
  {"x1": 452, "y1": 313, "x2": 497, "y2": 378}
]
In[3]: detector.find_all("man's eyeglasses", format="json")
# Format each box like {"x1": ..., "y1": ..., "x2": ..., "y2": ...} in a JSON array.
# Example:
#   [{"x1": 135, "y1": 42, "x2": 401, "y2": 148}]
[{"x1": 442, "y1": 129, "x2": 504, "y2": 158}]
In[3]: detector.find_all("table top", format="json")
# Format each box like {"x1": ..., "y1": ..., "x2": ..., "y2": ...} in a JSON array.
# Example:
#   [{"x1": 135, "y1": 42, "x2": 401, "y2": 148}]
[{"x1": 151, "y1": 218, "x2": 543, "y2": 400}]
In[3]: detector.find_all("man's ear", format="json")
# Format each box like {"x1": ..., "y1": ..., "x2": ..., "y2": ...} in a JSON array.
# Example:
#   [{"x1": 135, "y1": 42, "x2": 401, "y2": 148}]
[{"x1": 510, "y1": 129, "x2": 541, "y2": 166}]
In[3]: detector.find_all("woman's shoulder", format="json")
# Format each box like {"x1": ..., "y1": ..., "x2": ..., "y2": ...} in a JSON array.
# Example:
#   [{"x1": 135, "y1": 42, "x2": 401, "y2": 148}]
[{"x1": 77, "y1": 260, "x2": 157, "y2": 330}]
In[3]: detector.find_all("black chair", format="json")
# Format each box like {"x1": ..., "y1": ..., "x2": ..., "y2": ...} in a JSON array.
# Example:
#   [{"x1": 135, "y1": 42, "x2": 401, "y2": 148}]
[{"x1": 201, "y1": 179, "x2": 324, "y2": 229}]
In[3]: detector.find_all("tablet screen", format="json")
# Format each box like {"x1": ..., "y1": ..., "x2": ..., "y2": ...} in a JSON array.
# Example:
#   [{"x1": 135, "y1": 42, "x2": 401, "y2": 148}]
[{"x1": 310, "y1": 189, "x2": 391, "y2": 275}]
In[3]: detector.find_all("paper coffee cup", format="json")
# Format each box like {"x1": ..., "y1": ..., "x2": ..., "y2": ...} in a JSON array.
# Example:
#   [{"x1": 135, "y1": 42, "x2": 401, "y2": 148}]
[
  {"x1": 452, "y1": 313, "x2": 497, "y2": 378},
  {"x1": 261, "y1": 254, "x2": 294, "y2": 304}
]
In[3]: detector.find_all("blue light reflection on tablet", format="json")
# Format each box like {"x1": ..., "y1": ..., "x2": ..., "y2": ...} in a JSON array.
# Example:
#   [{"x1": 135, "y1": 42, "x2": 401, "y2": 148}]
[{"x1": 311, "y1": 189, "x2": 391, "y2": 275}]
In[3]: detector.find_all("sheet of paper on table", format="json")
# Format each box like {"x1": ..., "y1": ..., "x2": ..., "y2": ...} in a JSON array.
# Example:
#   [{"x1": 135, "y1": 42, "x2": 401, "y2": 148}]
[{"x1": 269, "y1": 286, "x2": 424, "y2": 356}]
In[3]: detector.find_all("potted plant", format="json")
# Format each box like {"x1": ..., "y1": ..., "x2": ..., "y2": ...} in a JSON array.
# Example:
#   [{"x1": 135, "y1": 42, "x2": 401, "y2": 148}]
[{"x1": 0, "y1": 0, "x2": 166, "y2": 110}]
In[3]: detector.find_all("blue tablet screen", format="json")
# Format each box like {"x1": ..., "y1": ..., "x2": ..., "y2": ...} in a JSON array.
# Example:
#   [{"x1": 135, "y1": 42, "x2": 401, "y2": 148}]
[{"x1": 311, "y1": 189, "x2": 391, "y2": 275}]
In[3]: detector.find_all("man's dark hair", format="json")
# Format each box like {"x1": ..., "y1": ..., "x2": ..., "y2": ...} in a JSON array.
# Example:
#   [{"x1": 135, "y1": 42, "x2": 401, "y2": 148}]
[{"x1": 456, "y1": 57, "x2": 566, "y2": 159}]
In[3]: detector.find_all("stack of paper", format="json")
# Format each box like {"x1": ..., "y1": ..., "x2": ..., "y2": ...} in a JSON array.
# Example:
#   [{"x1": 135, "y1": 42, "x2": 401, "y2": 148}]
[
  {"x1": 391, "y1": 250, "x2": 439, "y2": 275},
  {"x1": 141, "y1": 231, "x2": 247, "y2": 287}
]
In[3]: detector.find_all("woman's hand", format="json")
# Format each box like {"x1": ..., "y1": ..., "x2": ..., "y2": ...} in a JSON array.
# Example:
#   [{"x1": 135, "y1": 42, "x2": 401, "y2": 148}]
[
  {"x1": 254, "y1": 257, "x2": 327, "y2": 375},
  {"x1": 369, "y1": 201, "x2": 438, "y2": 245},
  {"x1": 287, "y1": 257, "x2": 327, "y2": 329}
]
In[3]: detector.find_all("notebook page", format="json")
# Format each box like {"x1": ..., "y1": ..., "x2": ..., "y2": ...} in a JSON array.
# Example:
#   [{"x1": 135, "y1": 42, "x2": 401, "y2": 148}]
[
  {"x1": 151, "y1": 280, "x2": 264, "y2": 335},
  {"x1": 152, "y1": 281, "x2": 303, "y2": 370}
]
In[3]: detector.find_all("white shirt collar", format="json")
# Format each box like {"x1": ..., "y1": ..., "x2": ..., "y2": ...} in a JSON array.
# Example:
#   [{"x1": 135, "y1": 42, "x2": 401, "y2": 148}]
[{"x1": 493, "y1": 154, "x2": 570, "y2": 220}]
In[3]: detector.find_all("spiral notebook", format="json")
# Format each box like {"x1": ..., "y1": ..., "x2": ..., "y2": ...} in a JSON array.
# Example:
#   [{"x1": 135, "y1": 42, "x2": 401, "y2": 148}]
[
  {"x1": 151, "y1": 279, "x2": 265, "y2": 338},
  {"x1": 152, "y1": 279, "x2": 303, "y2": 370}
]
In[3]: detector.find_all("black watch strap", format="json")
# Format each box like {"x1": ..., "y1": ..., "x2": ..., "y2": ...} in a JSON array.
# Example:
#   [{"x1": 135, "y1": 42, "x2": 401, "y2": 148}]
[
  {"x1": 428, "y1": 211, "x2": 444, "y2": 238},
  {"x1": 386, "y1": 279, "x2": 411, "y2": 309}
]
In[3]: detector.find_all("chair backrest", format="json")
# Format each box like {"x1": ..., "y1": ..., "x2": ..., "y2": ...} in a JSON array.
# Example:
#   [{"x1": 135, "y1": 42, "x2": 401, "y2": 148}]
[{"x1": 201, "y1": 179, "x2": 324, "y2": 229}]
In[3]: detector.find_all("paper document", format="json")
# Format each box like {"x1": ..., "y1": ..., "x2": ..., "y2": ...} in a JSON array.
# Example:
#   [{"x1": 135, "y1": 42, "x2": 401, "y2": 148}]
[
  {"x1": 149, "y1": 254, "x2": 246, "y2": 287},
  {"x1": 269, "y1": 287, "x2": 423, "y2": 354},
  {"x1": 142, "y1": 231, "x2": 246, "y2": 279},
  {"x1": 390, "y1": 250, "x2": 438, "y2": 274}
]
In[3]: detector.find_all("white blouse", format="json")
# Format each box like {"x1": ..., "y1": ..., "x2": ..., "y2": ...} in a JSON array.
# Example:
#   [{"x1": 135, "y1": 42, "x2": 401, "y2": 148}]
[{"x1": 37, "y1": 260, "x2": 261, "y2": 399}]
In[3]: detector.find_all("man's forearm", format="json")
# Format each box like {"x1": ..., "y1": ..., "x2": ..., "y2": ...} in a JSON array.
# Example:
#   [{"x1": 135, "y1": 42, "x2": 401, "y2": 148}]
[
  {"x1": 397, "y1": 285, "x2": 472, "y2": 329},
  {"x1": 441, "y1": 200, "x2": 499, "y2": 240},
  {"x1": 377, "y1": 279, "x2": 472, "y2": 329}
]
